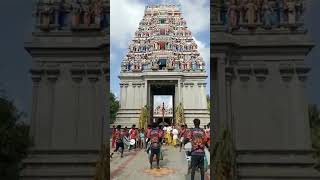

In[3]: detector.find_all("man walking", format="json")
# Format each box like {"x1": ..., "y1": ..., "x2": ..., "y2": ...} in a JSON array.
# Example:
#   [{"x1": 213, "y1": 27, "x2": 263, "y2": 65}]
[
  {"x1": 179, "y1": 124, "x2": 186, "y2": 152},
  {"x1": 187, "y1": 119, "x2": 209, "y2": 180},
  {"x1": 110, "y1": 125, "x2": 125, "y2": 158},
  {"x1": 129, "y1": 124, "x2": 138, "y2": 150},
  {"x1": 147, "y1": 122, "x2": 161, "y2": 169},
  {"x1": 145, "y1": 124, "x2": 152, "y2": 150}
]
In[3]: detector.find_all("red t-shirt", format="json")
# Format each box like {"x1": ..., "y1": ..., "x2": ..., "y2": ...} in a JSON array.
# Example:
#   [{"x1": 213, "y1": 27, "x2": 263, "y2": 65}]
[
  {"x1": 112, "y1": 128, "x2": 116, "y2": 138},
  {"x1": 115, "y1": 130, "x2": 124, "y2": 142},
  {"x1": 187, "y1": 128, "x2": 207, "y2": 155},
  {"x1": 159, "y1": 129, "x2": 164, "y2": 138},
  {"x1": 179, "y1": 128, "x2": 186, "y2": 138},
  {"x1": 130, "y1": 128, "x2": 137, "y2": 139},
  {"x1": 147, "y1": 128, "x2": 161, "y2": 149},
  {"x1": 146, "y1": 128, "x2": 152, "y2": 137},
  {"x1": 184, "y1": 129, "x2": 190, "y2": 139},
  {"x1": 205, "y1": 130, "x2": 210, "y2": 145}
]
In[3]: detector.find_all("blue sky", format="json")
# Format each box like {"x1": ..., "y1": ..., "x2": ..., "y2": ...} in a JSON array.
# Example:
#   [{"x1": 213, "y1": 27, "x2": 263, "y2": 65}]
[
  {"x1": 154, "y1": 95, "x2": 173, "y2": 109},
  {"x1": 110, "y1": 0, "x2": 210, "y2": 99}
]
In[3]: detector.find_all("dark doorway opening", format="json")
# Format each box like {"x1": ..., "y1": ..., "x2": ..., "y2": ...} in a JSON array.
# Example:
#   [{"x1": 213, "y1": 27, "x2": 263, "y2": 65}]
[{"x1": 148, "y1": 81, "x2": 176, "y2": 125}]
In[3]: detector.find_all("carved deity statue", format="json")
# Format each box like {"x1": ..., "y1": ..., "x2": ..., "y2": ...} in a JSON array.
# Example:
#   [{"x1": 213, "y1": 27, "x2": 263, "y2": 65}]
[
  {"x1": 71, "y1": 0, "x2": 81, "y2": 26},
  {"x1": 262, "y1": 0, "x2": 274, "y2": 27},
  {"x1": 83, "y1": 3, "x2": 91, "y2": 26},
  {"x1": 295, "y1": 0, "x2": 304, "y2": 22},
  {"x1": 227, "y1": 0, "x2": 239, "y2": 28},
  {"x1": 285, "y1": 0, "x2": 296, "y2": 24},
  {"x1": 246, "y1": 0, "x2": 257, "y2": 24},
  {"x1": 41, "y1": 5, "x2": 53, "y2": 28},
  {"x1": 93, "y1": 0, "x2": 103, "y2": 25}
]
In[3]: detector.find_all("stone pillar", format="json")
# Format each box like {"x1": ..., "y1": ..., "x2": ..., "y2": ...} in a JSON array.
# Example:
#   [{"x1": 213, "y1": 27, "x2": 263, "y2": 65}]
[
  {"x1": 30, "y1": 68, "x2": 44, "y2": 147},
  {"x1": 70, "y1": 67, "x2": 85, "y2": 147},
  {"x1": 143, "y1": 81, "x2": 147, "y2": 106},
  {"x1": 123, "y1": 83, "x2": 128, "y2": 108},
  {"x1": 175, "y1": 80, "x2": 181, "y2": 104},
  {"x1": 225, "y1": 66, "x2": 234, "y2": 138},
  {"x1": 120, "y1": 83, "x2": 124, "y2": 108},
  {"x1": 216, "y1": 56, "x2": 226, "y2": 136},
  {"x1": 137, "y1": 83, "x2": 142, "y2": 108}
]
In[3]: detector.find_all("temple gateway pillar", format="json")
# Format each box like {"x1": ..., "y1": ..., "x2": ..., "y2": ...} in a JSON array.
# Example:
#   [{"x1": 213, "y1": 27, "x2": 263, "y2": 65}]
[{"x1": 21, "y1": 0, "x2": 109, "y2": 179}]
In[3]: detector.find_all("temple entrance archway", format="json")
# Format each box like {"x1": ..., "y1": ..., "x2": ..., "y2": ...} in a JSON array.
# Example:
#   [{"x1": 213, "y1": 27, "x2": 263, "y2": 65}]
[{"x1": 148, "y1": 80, "x2": 176, "y2": 125}]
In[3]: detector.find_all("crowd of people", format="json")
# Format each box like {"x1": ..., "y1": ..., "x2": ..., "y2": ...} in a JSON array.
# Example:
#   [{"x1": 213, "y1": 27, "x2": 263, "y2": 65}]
[{"x1": 110, "y1": 119, "x2": 210, "y2": 180}]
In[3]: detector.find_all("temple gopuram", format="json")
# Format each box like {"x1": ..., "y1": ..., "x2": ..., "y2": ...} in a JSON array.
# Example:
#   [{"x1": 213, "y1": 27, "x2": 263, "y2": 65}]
[{"x1": 115, "y1": 4, "x2": 210, "y2": 127}]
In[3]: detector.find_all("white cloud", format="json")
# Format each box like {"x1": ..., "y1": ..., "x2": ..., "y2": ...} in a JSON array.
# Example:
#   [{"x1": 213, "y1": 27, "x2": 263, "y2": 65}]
[
  {"x1": 110, "y1": 0, "x2": 145, "y2": 48},
  {"x1": 179, "y1": 0, "x2": 210, "y2": 35},
  {"x1": 193, "y1": 36, "x2": 210, "y2": 67}
]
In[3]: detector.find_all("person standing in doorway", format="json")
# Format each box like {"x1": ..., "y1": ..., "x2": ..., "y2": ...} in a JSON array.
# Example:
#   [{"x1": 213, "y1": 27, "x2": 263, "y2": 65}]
[
  {"x1": 110, "y1": 125, "x2": 125, "y2": 158},
  {"x1": 187, "y1": 119, "x2": 209, "y2": 180},
  {"x1": 147, "y1": 122, "x2": 161, "y2": 169}
]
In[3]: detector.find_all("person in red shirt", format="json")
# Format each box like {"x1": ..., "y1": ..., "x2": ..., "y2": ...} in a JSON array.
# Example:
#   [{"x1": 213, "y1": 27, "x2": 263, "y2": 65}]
[
  {"x1": 205, "y1": 123, "x2": 211, "y2": 149},
  {"x1": 158, "y1": 125, "x2": 164, "y2": 142},
  {"x1": 183, "y1": 124, "x2": 190, "y2": 145},
  {"x1": 129, "y1": 124, "x2": 138, "y2": 150},
  {"x1": 179, "y1": 124, "x2": 186, "y2": 152},
  {"x1": 124, "y1": 127, "x2": 128, "y2": 137},
  {"x1": 145, "y1": 124, "x2": 152, "y2": 150},
  {"x1": 147, "y1": 122, "x2": 161, "y2": 169},
  {"x1": 186, "y1": 119, "x2": 209, "y2": 180},
  {"x1": 110, "y1": 125, "x2": 125, "y2": 158},
  {"x1": 111, "y1": 125, "x2": 116, "y2": 148}
]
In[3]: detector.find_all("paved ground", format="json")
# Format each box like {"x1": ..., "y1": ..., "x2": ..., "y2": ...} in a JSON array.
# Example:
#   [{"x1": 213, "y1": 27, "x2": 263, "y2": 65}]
[{"x1": 110, "y1": 145, "x2": 210, "y2": 180}]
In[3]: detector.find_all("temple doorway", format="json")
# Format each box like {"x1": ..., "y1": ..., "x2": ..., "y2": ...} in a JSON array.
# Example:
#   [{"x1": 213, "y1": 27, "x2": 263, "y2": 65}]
[{"x1": 148, "y1": 81, "x2": 176, "y2": 125}]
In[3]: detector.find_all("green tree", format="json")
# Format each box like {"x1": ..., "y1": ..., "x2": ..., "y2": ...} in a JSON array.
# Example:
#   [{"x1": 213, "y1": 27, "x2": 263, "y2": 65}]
[
  {"x1": 138, "y1": 105, "x2": 150, "y2": 129},
  {"x1": 94, "y1": 143, "x2": 109, "y2": 180},
  {"x1": 207, "y1": 94, "x2": 210, "y2": 114},
  {"x1": 175, "y1": 103, "x2": 185, "y2": 126},
  {"x1": 110, "y1": 92, "x2": 120, "y2": 124},
  {"x1": 212, "y1": 128, "x2": 236, "y2": 180},
  {"x1": 0, "y1": 92, "x2": 32, "y2": 179}
]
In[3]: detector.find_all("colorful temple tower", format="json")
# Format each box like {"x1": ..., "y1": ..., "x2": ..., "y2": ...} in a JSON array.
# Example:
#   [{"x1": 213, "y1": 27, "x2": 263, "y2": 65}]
[{"x1": 115, "y1": 4, "x2": 210, "y2": 127}]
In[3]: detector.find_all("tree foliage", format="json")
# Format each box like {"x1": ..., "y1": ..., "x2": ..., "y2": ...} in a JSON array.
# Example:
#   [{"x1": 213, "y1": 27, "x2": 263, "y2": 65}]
[
  {"x1": 94, "y1": 144, "x2": 109, "y2": 180},
  {"x1": 0, "y1": 93, "x2": 32, "y2": 179},
  {"x1": 207, "y1": 94, "x2": 210, "y2": 114},
  {"x1": 309, "y1": 104, "x2": 320, "y2": 170},
  {"x1": 139, "y1": 105, "x2": 150, "y2": 129},
  {"x1": 212, "y1": 128, "x2": 236, "y2": 180},
  {"x1": 110, "y1": 92, "x2": 120, "y2": 124},
  {"x1": 175, "y1": 103, "x2": 185, "y2": 126}
]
